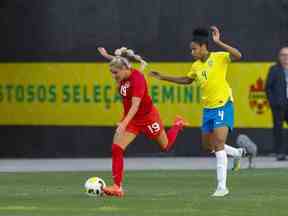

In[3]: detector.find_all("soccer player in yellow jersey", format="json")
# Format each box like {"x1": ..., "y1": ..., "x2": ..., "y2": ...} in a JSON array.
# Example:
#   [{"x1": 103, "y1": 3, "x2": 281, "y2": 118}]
[{"x1": 150, "y1": 26, "x2": 244, "y2": 197}]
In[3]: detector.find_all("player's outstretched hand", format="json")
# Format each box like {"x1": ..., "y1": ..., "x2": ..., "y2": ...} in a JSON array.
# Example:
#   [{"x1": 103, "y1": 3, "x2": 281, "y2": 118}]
[
  {"x1": 97, "y1": 47, "x2": 109, "y2": 57},
  {"x1": 210, "y1": 26, "x2": 221, "y2": 43},
  {"x1": 149, "y1": 71, "x2": 162, "y2": 80}
]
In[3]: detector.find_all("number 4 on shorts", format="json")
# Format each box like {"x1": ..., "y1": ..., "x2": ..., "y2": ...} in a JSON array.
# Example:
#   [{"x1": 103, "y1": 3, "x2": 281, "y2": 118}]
[{"x1": 218, "y1": 110, "x2": 224, "y2": 121}]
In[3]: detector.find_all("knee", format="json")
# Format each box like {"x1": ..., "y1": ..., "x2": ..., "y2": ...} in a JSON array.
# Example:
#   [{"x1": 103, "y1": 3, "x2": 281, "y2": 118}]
[
  {"x1": 212, "y1": 137, "x2": 225, "y2": 152},
  {"x1": 112, "y1": 135, "x2": 127, "y2": 151}
]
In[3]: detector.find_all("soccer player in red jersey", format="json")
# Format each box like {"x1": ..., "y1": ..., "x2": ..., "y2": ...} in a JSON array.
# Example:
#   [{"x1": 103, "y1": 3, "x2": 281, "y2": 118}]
[{"x1": 97, "y1": 47, "x2": 188, "y2": 197}]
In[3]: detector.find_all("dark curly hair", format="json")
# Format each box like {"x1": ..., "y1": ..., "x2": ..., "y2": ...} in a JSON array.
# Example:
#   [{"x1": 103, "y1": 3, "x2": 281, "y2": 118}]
[{"x1": 192, "y1": 28, "x2": 209, "y2": 46}]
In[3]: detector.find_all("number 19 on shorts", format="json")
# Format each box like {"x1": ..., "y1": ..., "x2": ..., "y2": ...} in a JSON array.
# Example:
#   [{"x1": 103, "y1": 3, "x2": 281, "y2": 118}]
[{"x1": 147, "y1": 122, "x2": 160, "y2": 134}]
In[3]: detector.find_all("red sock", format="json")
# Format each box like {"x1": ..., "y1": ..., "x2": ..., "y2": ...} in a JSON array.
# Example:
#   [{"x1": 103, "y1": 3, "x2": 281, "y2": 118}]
[
  {"x1": 112, "y1": 144, "x2": 124, "y2": 187},
  {"x1": 164, "y1": 124, "x2": 182, "y2": 152}
]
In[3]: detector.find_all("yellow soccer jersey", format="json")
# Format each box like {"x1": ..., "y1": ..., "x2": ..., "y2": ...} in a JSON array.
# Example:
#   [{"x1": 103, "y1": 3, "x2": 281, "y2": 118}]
[{"x1": 187, "y1": 51, "x2": 233, "y2": 109}]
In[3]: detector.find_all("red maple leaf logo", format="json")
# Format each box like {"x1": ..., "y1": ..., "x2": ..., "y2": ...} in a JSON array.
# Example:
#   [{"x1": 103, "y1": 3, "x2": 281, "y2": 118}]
[{"x1": 250, "y1": 78, "x2": 264, "y2": 92}]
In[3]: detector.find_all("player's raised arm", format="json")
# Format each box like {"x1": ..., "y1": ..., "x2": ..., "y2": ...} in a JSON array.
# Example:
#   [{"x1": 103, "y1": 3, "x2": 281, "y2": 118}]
[
  {"x1": 98, "y1": 47, "x2": 115, "y2": 61},
  {"x1": 210, "y1": 26, "x2": 242, "y2": 61},
  {"x1": 149, "y1": 71, "x2": 194, "y2": 85}
]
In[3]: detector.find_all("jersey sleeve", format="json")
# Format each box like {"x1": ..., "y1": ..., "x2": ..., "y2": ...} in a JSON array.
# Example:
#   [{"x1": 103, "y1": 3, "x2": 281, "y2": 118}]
[{"x1": 132, "y1": 75, "x2": 145, "y2": 98}]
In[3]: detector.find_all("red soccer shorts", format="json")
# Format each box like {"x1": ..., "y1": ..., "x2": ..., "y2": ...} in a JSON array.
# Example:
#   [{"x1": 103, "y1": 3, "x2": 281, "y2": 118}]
[{"x1": 125, "y1": 106, "x2": 164, "y2": 139}]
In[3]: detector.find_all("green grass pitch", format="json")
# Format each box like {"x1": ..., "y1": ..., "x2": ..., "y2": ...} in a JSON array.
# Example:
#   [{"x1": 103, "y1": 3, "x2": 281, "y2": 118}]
[{"x1": 0, "y1": 169, "x2": 287, "y2": 216}]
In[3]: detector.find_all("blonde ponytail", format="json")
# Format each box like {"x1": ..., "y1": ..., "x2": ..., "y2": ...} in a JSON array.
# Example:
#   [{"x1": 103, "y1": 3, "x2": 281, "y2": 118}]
[{"x1": 113, "y1": 47, "x2": 148, "y2": 71}]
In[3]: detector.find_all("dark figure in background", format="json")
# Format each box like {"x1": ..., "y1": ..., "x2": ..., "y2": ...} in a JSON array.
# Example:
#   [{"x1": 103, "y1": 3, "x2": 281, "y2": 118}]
[{"x1": 265, "y1": 46, "x2": 288, "y2": 161}]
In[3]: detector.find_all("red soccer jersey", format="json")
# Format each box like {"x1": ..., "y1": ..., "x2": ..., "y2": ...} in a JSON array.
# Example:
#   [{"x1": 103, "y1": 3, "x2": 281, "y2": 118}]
[{"x1": 119, "y1": 69, "x2": 153, "y2": 120}]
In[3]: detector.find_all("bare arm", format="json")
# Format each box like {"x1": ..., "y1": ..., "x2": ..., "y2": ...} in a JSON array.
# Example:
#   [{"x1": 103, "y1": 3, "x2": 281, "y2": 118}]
[
  {"x1": 149, "y1": 71, "x2": 194, "y2": 85},
  {"x1": 211, "y1": 26, "x2": 242, "y2": 61},
  {"x1": 116, "y1": 97, "x2": 141, "y2": 134},
  {"x1": 122, "y1": 97, "x2": 141, "y2": 125},
  {"x1": 97, "y1": 47, "x2": 115, "y2": 61}
]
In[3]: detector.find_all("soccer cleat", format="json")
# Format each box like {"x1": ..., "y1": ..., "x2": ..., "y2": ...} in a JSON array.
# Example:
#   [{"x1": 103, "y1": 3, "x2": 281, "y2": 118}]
[
  {"x1": 103, "y1": 184, "x2": 124, "y2": 197},
  {"x1": 232, "y1": 148, "x2": 246, "y2": 172},
  {"x1": 173, "y1": 115, "x2": 189, "y2": 129},
  {"x1": 212, "y1": 187, "x2": 229, "y2": 197}
]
